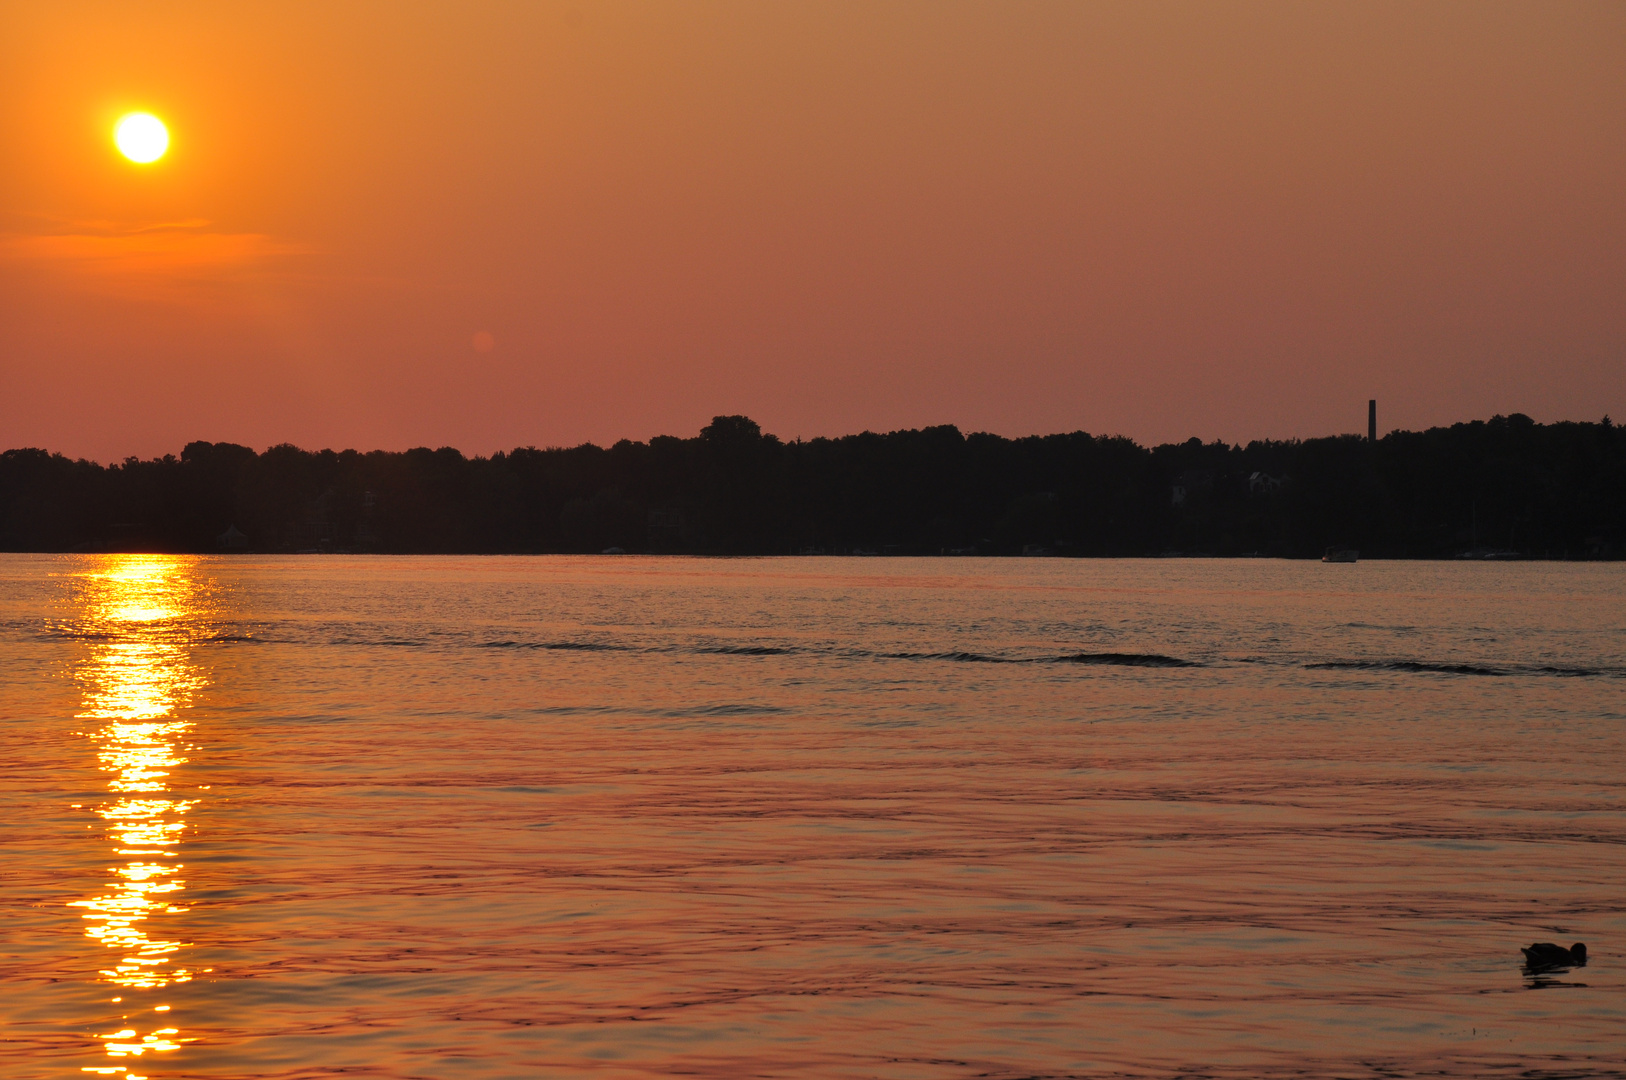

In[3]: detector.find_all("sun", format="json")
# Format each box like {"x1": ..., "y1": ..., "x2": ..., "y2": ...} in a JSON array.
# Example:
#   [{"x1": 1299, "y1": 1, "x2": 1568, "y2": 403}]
[{"x1": 114, "y1": 112, "x2": 169, "y2": 164}]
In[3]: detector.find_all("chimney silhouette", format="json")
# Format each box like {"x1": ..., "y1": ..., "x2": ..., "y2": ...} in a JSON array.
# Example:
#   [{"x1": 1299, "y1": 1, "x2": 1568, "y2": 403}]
[{"x1": 1368, "y1": 399, "x2": 1377, "y2": 443}]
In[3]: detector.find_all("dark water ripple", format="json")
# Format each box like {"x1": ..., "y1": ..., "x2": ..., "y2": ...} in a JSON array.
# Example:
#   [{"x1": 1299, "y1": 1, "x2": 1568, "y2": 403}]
[{"x1": 167, "y1": 622, "x2": 1626, "y2": 680}]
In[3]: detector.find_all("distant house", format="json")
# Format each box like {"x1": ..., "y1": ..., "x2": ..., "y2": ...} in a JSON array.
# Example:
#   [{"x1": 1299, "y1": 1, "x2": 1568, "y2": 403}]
[
  {"x1": 647, "y1": 508, "x2": 685, "y2": 550},
  {"x1": 355, "y1": 491, "x2": 379, "y2": 548},
  {"x1": 1171, "y1": 470, "x2": 1213, "y2": 507},
  {"x1": 216, "y1": 525, "x2": 250, "y2": 551},
  {"x1": 1249, "y1": 471, "x2": 1284, "y2": 495},
  {"x1": 299, "y1": 488, "x2": 337, "y2": 550}
]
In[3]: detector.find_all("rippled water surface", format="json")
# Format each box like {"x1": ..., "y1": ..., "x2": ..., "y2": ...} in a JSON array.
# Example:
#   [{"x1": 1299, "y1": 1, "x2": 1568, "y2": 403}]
[{"x1": 2, "y1": 554, "x2": 1623, "y2": 1078}]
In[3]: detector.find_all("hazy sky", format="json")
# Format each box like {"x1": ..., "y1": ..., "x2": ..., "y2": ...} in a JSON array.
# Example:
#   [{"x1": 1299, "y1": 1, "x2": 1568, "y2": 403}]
[{"x1": 2, "y1": 1, "x2": 1623, "y2": 460}]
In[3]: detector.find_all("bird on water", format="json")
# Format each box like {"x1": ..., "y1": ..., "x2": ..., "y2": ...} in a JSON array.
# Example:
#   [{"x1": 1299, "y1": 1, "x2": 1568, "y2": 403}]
[{"x1": 1521, "y1": 942, "x2": 1587, "y2": 969}]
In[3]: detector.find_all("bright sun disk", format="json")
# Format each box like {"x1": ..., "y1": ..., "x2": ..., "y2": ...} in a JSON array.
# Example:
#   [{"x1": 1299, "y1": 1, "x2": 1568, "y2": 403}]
[{"x1": 114, "y1": 113, "x2": 168, "y2": 164}]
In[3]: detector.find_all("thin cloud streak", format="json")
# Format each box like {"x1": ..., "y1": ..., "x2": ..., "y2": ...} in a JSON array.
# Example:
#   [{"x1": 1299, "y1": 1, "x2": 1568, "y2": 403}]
[{"x1": 1, "y1": 221, "x2": 309, "y2": 278}]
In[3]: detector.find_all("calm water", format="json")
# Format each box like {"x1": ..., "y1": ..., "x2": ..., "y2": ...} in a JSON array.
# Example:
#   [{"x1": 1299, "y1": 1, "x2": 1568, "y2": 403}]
[{"x1": 2, "y1": 554, "x2": 1623, "y2": 1079}]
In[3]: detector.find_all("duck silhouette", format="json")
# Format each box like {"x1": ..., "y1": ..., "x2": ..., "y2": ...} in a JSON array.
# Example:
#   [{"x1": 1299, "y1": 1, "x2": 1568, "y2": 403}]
[{"x1": 1521, "y1": 942, "x2": 1587, "y2": 970}]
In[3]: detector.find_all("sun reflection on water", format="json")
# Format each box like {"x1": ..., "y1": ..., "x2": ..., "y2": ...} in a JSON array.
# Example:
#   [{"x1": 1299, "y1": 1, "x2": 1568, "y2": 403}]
[{"x1": 66, "y1": 555, "x2": 214, "y2": 1071}]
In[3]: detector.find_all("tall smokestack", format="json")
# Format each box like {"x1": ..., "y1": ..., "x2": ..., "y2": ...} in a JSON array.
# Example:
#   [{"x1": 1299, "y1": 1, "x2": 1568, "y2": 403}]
[{"x1": 1368, "y1": 399, "x2": 1377, "y2": 443}]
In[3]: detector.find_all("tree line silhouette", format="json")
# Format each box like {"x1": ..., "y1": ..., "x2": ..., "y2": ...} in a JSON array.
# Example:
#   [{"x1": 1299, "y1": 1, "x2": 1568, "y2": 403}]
[{"x1": 1, "y1": 413, "x2": 1621, "y2": 557}]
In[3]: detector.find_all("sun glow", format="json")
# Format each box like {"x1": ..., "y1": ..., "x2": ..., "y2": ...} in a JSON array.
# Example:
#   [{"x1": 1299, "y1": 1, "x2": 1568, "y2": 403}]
[{"x1": 114, "y1": 113, "x2": 168, "y2": 164}]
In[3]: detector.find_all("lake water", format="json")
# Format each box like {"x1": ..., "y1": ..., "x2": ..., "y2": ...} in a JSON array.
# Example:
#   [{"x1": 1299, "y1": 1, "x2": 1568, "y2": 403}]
[{"x1": 1, "y1": 554, "x2": 1623, "y2": 1079}]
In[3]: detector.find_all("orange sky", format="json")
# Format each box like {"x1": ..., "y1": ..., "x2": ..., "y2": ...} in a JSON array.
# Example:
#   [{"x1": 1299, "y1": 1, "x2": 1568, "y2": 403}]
[{"x1": 2, "y1": 1, "x2": 1623, "y2": 461}]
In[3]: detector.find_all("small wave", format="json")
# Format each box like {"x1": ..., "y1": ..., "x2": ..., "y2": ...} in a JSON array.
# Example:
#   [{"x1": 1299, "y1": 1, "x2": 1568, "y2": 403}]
[
  {"x1": 478, "y1": 640, "x2": 626, "y2": 652},
  {"x1": 696, "y1": 645, "x2": 791, "y2": 656},
  {"x1": 1050, "y1": 652, "x2": 1200, "y2": 668},
  {"x1": 876, "y1": 649, "x2": 1199, "y2": 668},
  {"x1": 36, "y1": 627, "x2": 117, "y2": 642},
  {"x1": 1306, "y1": 660, "x2": 1504, "y2": 676},
  {"x1": 663, "y1": 703, "x2": 789, "y2": 717},
  {"x1": 881, "y1": 650, "x2": 1012, "y2": 663}
]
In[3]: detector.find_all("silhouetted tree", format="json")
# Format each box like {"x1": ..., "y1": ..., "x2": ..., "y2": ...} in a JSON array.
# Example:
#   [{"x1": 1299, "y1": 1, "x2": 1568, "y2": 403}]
[{"x1": 2, "y1": 413, "x2": 1621, "y2": 558}]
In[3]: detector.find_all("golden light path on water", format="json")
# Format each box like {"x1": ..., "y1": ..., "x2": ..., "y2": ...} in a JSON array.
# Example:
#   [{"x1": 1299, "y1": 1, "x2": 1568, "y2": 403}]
[{"x1": 68, "y1": 556, "x2": 208, "y2": 1075}]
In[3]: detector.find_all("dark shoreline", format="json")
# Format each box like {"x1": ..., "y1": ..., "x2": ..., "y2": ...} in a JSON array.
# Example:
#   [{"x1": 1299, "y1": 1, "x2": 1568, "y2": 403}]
[
  {"x1": 17, "y1": 551, "x2": 1613, "y2": 562},
  {"x1": 4, "y1": 412, "x2": 1622, "y2": 559}
]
